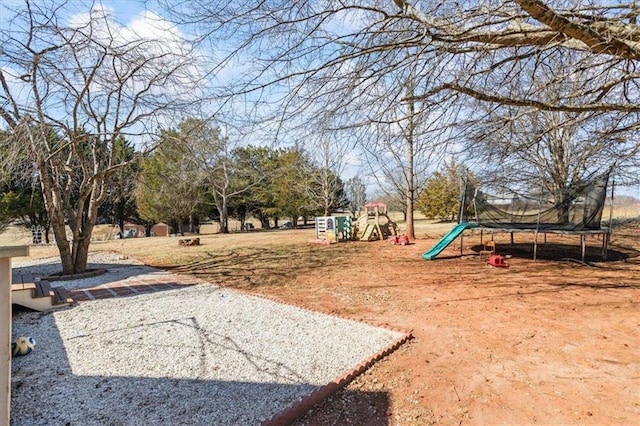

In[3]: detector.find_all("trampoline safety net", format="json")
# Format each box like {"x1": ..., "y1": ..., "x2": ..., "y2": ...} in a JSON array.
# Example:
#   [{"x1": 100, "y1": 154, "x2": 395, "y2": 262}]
[{"x1": 459, "y1": 173, "x2": 609, "y2": 231}]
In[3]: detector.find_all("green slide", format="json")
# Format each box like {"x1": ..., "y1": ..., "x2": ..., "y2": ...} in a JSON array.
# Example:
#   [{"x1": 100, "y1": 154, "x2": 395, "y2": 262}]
[{"x1": 422, "y1": 223, "x2": 478, "y2": 260}]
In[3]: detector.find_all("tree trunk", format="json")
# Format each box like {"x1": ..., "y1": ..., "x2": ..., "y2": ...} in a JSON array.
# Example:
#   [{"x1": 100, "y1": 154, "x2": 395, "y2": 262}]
[
  {"x1": 406, "y1": 198, "x2": 414, "y2": 238},
  {"x1": 213, "y1": 189, "x2": 230, "y2": 234},
  {"x1": 115, "y1": 199, "x2": 126, "y2": 237},
  {"x1": 556, "y1": 203, "x2": 571, "y2": 224},
  {"x1": 259, "y1": 213, "x2": 270, "y2": 229},
  {"x1": 39, "y1": 169, "x2": 74, "y2": 274},
  {"x1": 72, "y1": 228, "x2": 93, "y2": 274},
  {"x1": 71, "y1": 185, "x2": 103, "y2": 275},
  {"x1": 118, "y1": 215, "x2": 125, "y2": 240},
  {"x1": 405, "y1": 82, "x2": 416, "y2": 240},
  {"x1": 220, "y1": 195, "x2": 229, "y2": 233},
  {"x1": 50, "y1": 213, "x2": 73, "y2": 274},
  {"x1": 237, "y1": 209, "x2": 246, "y2": 229},
  {"x1": 554, "y1": 189, "x2": 571, "y2": 224}
]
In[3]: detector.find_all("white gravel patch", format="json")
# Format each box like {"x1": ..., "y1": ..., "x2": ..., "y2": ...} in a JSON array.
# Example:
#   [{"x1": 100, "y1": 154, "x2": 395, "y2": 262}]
[{"x1": 10, "y1": 253, "x2": 403, "y2": 425}]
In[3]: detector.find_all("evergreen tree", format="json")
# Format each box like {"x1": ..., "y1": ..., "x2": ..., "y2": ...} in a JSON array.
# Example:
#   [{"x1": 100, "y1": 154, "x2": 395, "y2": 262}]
[
  {"x1": 99, "y1": 137, "x2": 141, "y2": 234},
  {"x1": 416, "y1": 162, "x2": 463, "y2": 221},
  {"x1": 135, "y1": 131, "x2": 206, "y2": 234}
]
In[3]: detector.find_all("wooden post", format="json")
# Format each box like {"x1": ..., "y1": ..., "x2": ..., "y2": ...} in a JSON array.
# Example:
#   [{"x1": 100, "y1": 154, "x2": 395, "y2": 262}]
[
  {"x1": 581, "y1": 235, "x2": 586, "y2": 262},
  {"x1": 607, "y1": 178, "x2": 615, "y2": 239},
  {"x1": 0, "y1": 246, "x2": 29, "y2": 426}
]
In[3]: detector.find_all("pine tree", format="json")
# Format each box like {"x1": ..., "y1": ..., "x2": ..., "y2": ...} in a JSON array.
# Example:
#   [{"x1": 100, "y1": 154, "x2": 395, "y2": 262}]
[{"x1": 416, "y1": 162, "x2": 462, "y2": 221}]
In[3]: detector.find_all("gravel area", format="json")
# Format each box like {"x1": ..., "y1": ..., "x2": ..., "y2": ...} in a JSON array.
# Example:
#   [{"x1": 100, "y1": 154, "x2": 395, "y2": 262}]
[
  {"x1": 10, "y1": 253, "x2": 404, "y2": 425},
  {"x1": 12, "y1": 252, "x2": 159, "y2": 290}
]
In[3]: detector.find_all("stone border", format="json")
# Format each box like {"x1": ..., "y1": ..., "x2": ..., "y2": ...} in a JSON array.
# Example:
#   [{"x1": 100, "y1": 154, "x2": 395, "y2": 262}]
[
  {"x1": 43, "y1": 268, "x2": 108, "y2": 282},
  {"x1": 263, "y1": 331, "x2": 414, "y2": 425}
]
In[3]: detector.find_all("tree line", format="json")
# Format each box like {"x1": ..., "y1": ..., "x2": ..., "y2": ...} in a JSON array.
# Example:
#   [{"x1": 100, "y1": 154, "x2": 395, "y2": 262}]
[
  {"x1": 135, "y1": 118, "x2": 356, "y2": 233},
  {"x1": 1, "y1": 121, "x2": 365, "y2": 240}
]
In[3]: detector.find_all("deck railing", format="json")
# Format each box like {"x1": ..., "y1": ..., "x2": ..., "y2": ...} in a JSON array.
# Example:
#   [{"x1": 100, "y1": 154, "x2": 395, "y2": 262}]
[{"x1": 1, "y1": 246, "x2": 29, "y2": 425}]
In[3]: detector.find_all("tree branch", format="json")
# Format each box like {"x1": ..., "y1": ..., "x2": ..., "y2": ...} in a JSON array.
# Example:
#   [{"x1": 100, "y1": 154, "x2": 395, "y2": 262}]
[
  {"x1": 514, "y1": 0, "x2": 640, "y2": 59},
  {"x1": 406, "y1": 83, "x2": 640, "y2": 113}
]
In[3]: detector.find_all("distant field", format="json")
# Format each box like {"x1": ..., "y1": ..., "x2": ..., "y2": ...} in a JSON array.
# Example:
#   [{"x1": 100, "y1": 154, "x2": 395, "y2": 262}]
[
  {"x1": 610, "y1": 203, "x2": 640, "y2": 219},
  {"x1": 1, "y1": 204, "x2": 638, "y2": 256}
]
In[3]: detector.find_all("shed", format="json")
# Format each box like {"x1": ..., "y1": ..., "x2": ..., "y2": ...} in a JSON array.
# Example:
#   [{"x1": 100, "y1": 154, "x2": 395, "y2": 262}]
[{"x1": 151, "y1": 222, "x2": 170, "y2": 237}]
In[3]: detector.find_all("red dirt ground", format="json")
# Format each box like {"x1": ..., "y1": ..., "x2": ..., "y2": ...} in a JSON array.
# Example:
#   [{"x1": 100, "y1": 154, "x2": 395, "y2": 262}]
[
  {"x1": 8, "y1": 216, "x2": 639, "y2": 425},
  {"x1": 247, "y1": 225, "x2": 640, "y2": 425}
]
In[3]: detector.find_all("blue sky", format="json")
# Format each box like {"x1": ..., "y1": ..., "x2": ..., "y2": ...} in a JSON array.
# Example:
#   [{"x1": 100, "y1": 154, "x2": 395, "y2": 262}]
[
  {"x1": 1, "y1": 1, "x2": 637, "y2": 197},
  {"x1": 0, "y1": 0, "x2": 147, "y2": 24}
]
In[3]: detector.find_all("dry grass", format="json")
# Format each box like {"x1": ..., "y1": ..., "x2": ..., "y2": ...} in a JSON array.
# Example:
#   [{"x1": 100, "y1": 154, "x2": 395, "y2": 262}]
[
  {"x1": 1, "y1": 204, "x2": 638, "y2": 269},
  {"x1": 2, "y1": 216, "x2": 450, "y2": 292},
  {"x1": 611, "y1": 203, "x2": 640, "y2": 219},
  {"x1": 11, "y1": 229, "x2": 353, "y2": 289}
]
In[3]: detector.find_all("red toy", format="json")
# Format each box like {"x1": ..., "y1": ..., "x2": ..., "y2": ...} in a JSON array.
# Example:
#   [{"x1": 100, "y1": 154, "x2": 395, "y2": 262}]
[
  {"x1": 390, "y1": 234, "x2": 410, "y2": 246},
  {"x1": 487, "y1": 254, "x2": 509, "y2": 268}
]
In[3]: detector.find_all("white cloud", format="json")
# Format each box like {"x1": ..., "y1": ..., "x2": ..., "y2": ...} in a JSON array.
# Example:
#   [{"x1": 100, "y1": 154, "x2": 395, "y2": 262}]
[{"x1": 0, "y1": 1, "x2": 206, "y2": 142}]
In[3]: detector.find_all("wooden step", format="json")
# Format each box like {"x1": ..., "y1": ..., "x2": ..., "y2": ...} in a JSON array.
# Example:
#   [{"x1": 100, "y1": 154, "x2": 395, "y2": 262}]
[
  {"x1": 53, "y1": 287, "x2": 73, "y2": 305},
  {"x1": 34, "y1": 279, "x2": 53, "y2": 299},
  {"x1": 11, "y1": 273, "x2": 73, "y2": 311},
  {"x1": 12, "y1": 272, "x2": 33, "y2": 287},
  {"x1": 11, "y1": 282, "x2": 36, "y2": 292}
]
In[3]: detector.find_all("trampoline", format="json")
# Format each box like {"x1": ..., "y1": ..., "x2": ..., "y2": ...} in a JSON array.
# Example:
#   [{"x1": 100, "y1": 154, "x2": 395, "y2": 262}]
[{"x1": 459, "y1": 173, "x2": 613, "y2": 262}]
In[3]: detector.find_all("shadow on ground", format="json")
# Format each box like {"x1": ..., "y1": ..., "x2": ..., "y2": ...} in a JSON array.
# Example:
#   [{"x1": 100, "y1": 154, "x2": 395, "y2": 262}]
[
  {"x1": 12, "y1": 262, "x2": 160, "y2": 289},
  {"x1": 293, "y1": 388, "x2": 391, "y2": 426},
  {"x1": 469, "y1": 242, "x2": 635, "y2": 262},
  {"x1": 165, "y1": 243, "x2": 362, "y2": 289}
]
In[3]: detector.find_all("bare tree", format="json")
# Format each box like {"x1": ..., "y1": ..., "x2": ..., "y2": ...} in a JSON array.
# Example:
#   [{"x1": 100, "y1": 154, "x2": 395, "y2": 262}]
[
  {"x1": 176, "y1": 119, "x2": 266, "y2": 233},
  {"x1": 164, "y1": 0, "x2": 640, "y2": 118},
  {"x1": 395, "y1": 1, "x2": 640, "y2": 115},
  {"x1": 0, "y1": 130, "x2": 25, "y2": 185},
  {"x1": 160, "y1": 0, "x2": 640, "y2": 235},
  {"x1": 304, "y1": 136, "x2": 351, "y2": 216},
  {"x1": 359, "y1": 67, "x2": 454, "y2": 238},
  {"x1": 345, "y1": 176, "x2": 367, "y2": 217},
  {"x1": 463, "y1": 47, "x2": 640, "y2": 201},
  {"x1": 468, "y1": 108, "x2": 639, "y2": 209},
  {"x1": 363, "y1": 88, "x2": 450, "y2": 237},
  {"x1": 0, "y1": 1, "x2": 199, "y2": 274}
]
